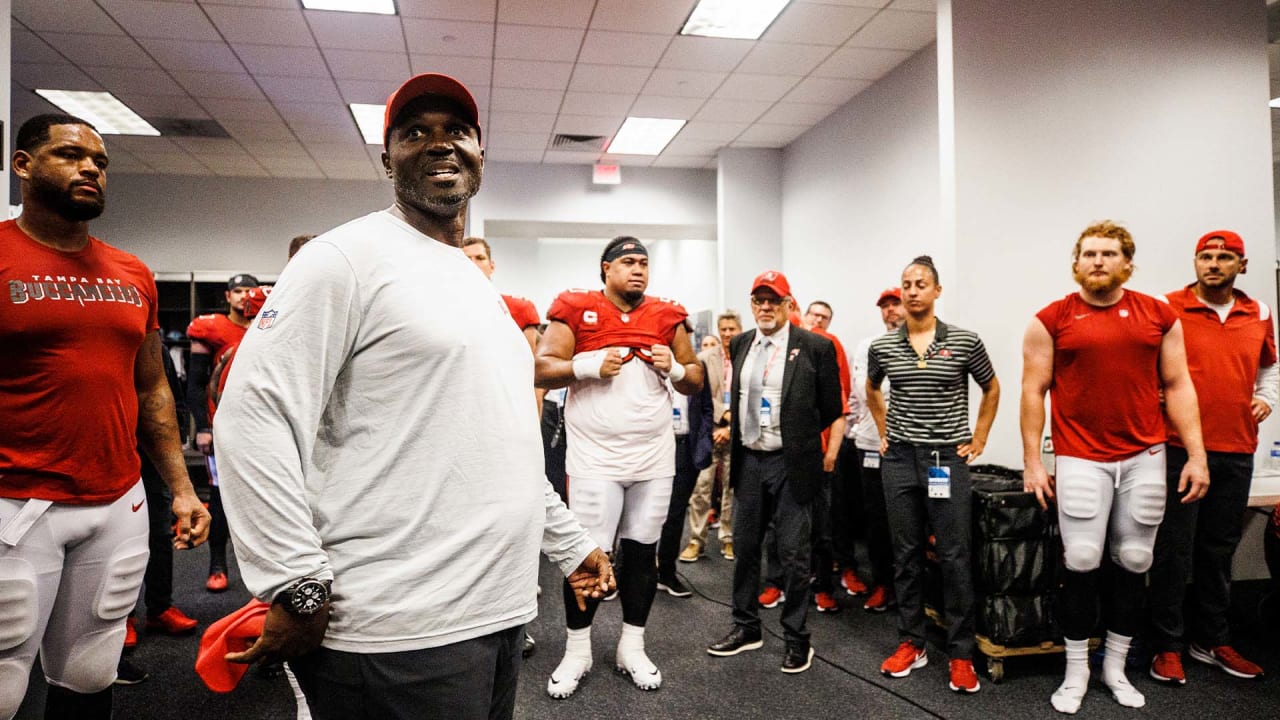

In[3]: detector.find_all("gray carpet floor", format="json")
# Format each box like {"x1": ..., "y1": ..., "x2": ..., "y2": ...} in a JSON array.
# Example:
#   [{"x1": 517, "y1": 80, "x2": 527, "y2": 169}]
[{"x1": 16, "y1": 532, "x2": 1280, "y2": 719}]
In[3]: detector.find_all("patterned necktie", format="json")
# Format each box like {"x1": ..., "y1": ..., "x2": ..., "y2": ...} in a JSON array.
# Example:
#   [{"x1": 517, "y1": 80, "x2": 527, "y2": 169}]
[{"x1": 743, "y1": 337, "x2": 770, "y2": 445}]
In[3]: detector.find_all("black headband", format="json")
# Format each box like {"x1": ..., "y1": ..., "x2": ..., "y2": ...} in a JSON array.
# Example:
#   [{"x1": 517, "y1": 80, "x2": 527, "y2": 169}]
[{"x1": 602, "y1": 238, "x2": 648, "y2": 263}]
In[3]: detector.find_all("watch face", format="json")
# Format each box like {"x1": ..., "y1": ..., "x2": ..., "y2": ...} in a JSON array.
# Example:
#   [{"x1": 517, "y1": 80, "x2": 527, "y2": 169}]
[{"x1": 291, "y1": 580, "x2": 328, "y2": 614}]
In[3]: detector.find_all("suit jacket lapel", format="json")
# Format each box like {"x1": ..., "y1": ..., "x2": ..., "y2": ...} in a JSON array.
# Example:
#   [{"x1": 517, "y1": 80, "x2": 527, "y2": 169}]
[{"x1": 781, "y1": 328, "x2": 800, "y2": 401}]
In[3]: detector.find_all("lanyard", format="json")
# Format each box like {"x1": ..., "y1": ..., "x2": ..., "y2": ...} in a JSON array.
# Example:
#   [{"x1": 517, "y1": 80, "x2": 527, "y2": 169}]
[{"x1": 759, "y1": 341, "x2": 782, "y2": 383}]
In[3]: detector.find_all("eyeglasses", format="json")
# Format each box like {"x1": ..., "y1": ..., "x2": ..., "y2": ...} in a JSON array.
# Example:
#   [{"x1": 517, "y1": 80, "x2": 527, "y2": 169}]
[{"x1": 751, "y1": 295, "x2": 783, "y2": 308}]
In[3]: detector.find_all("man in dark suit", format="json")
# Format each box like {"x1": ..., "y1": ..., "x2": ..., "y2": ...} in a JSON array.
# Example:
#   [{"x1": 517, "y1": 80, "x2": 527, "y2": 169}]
[{"x1": 706, "y1": 271, "x2": 845, "y2": 674}]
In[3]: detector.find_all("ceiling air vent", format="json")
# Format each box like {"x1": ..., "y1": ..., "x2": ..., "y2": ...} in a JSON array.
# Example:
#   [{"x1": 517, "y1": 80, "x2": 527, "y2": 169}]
[
  {"x1": 550, "y1": 133, "x2": 606, "y2": 151},
  {"x1": 145, "y1": 118, "x2": 231, "y2": 139}
]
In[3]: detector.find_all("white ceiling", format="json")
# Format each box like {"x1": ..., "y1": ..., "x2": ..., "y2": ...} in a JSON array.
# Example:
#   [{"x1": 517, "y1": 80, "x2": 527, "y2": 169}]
[{"x1": 9, "y1": 0, "x2": 937, "y2": 179}]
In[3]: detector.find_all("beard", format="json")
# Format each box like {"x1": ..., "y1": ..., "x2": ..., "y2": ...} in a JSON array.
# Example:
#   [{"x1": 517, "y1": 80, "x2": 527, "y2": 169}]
[
  {"x1": 30, "y1": 176, "x2": 104, "y2": 222},
  {"x1": 394, "y1": 169, "x2": 480, "y2": 218},
  {"x1": 621, "y1": 288, "x2": 644, "y2": 304},
  {"x1": 1073, "y1": 266, "x2": 1131, "y2": 293}
]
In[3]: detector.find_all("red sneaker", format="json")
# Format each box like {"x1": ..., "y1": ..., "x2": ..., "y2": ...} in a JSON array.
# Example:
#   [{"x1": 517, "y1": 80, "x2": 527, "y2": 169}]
[
  {"x1": 1189, "y1": 644, "x2": 1264, "y2": 679},
  {"x1": 758, "y1": 586, "x2": 785, "y2": 609},
  {"x1": 123, "y1": 617, "x2": 138, "y2": 649},
  {"x1": 881, "y1": 642, "x2": 927, "y2": 677},
  {"x1": 206, "y1": 571, "x2": 229, "y2": 593},
  {"x1": 814, "y1": 591, "x2": 840, "y2": 613},
  {"x1": 863, "y1": 585, "x2": 895, "y2": 613},
  {"x1": 948, "y1": 659, "x2": 980, "y2": 693},
  {"x1": 840, "y1": 569, "x2": 868, "y2": 596},
  {"x1": 145, "y1": 606, "x2": 199, "y2": 635},
  {"x1": 1150, "y1": 651, "x2": 1186, "y2": 685}
]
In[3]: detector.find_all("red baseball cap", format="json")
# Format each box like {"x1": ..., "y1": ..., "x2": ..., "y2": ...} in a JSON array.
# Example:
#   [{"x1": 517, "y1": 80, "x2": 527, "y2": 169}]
[
  {"x1": 1195, "y1": 230, "x2": 1244, "y2": 257},
  {"x1": 195, "y1": 600, "x2": 271, "y2": 693},
  {"x1": 751, "y1": 270, "x2": 791, "y2": 299},
  {"x1": 382, "y1": 73, "x2": 481, "y2": 147},
  {"x1": 876, "y1": 287, "x2": 902, "y2": 306}
]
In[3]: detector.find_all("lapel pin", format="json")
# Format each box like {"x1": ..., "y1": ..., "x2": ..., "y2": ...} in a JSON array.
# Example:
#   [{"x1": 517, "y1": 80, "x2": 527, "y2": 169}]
[{"x1": 789, "y1": 348, "x2": 799, "y2": 362}]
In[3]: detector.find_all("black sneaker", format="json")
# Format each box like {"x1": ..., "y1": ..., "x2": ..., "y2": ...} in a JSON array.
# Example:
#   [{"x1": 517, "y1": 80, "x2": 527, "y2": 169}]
[
  {"x1": 523, "y1": 632, "x2": 537, "y2": 658},
  {"x1": 657, "y1": 576, "x2": 692, "y2": 598},
  {"x1": 707, "y1": 627, "x2": 764, "y2": 657},
  {"x1": 781, "y1": 643, "x2": 814, "y2": 674},
  {"x1": 114, "y1": 658, "x2": 149, "y2": 686}
]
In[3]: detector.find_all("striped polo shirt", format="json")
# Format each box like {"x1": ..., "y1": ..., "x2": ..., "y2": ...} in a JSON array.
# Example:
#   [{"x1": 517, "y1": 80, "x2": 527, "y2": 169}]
[{"x1": 866, "y1": 320, "x2": 995, "y2": 445}]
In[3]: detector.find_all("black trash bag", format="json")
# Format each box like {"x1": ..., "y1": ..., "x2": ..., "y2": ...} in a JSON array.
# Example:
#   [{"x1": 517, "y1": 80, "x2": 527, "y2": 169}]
[
  {"x1": 976, "y1": 593, "x2": 1059, "y2": 646},
  {"x1": 974, "y1": 485, "x2": 1055, "y2": 540},
  {"x1": 976, "y1": 537, "x2": 1060, "y2": 594}
]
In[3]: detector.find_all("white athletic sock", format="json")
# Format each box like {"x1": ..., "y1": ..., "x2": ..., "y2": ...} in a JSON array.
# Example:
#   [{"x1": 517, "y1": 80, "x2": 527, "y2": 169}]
[
  {"x1": 615, "y1": 623, "x2": 662, "y2": 690},
  {"x1": 1051, "y1": 638, "x2": 1091, "y2": 714},
  {"x1": 547, "y1": 627, "x2": 593, "y2": 698},
  {"x1": 1102, "y1": 632, "x2": 1145, "y2": 708}
]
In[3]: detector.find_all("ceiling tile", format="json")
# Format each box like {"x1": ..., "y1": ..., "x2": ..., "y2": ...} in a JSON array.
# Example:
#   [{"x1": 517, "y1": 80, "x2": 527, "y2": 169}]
[
  {"x1": 630, "y1": 95, "x2": 706, "y2": 119},
  {"x1": 219, "y1": 119, "x2": 297, "y2": 141},
  {"x1": 300, "y1": 142, "x2": 370, "y2": 162},
  {"x1": 397, "y1": 0, "x2": 497, "y2": 22},
  {"x1": 11, "y1": 63, "x2": 102, "y2": 92},
  {"x1": 757, "y1": 102, "x2": 839, "y2": 125},
  {"x1": 542, "y1": 150, "x2": 602, "y2": 164},
  {"x1": 115, "y1": 94, "x2": 211, "y2": 119},
  {"x1": 205, "y1": 159, "x2": 271, "y2": 177},
  {"x1": 848, "y1": 9, "x2": 935, "y2": 50},
  {"x1": 814, "y1": 46, "x2": 913, "y2": 80},
  {"x1": 409, "y1": 55, "x2": 493, "y2": 90},
  {"x1": 275, "y1": 102, "x2": 352, "y2": 126},
  {"x1": 204, "y1": 5, "x2": 315, "y2": 47},
  {"x1": 651, "y1": 154, "x2": 714, "y2": 168},
  {"x1": 238, "y1": 139, "x2": 310, "y2": 159},
  {"x1": 662, "y1": 137, "x2": 723, "y2": 156},
  {"x1": 256, "y1": 75, "x2": 343, "y2": 104},
  {"x1": 305, "y1": 11, "x2": 405, "y2": 51},
  {"x1": 199, "y1": 0, "x2": 297, "y2": 6},
  {"x1": 103, "y1": 135, "x2": 185, "y2": 153},
  {"x1": 763, "y1": 3, "x2": 877, "y2": 46},
  {"x1": 492, "y1": 59, "x2": 573, "y2": 90},
  {"x1": 486, "y1": 112, "x2": 558, "y2": 136},
  {"x1": 323, "y1": 50, "x2": 412, "y2": 81},
  {"x1": 559, "y1": 90, "x2": 635, "y2": 117},
  {"x1": 84, "y1": 66, "x2": 187, "y2": 96},
  {"x1": 174, "y1": 137, "x2": 249, "y2": 155},
  {"x1": 335, "y1": 78, "x2": 401, "y2": 104},
  {"x1": 599, "y1": 153, "x2": 654, "y2": 167},
  {"x1": 736, "y1": 42, "x2": 834, "y2": 76},
  {"x1": 642, "y1": 69, "x2": 726, "y2": 98},
  {"x1": 782, "y1": 76, "x2": 871, "y2": 105},
  {"x1": 494, "y1": 24, "x2": 584, "y2": 62},
  {"x1": 889, "y1": 0, "x2": 936, "y2": 12},
  {"x1": 678, "y1": 121, "x2": 749, "y2": 142},
  {"x1": 591, "y1": 0, "x2": 697, "y2": 34},
  {"x1": 13, "y1": 0, "x2": 126, "y2": 35},
  {"x1": 101, "y1": 149, "x2": 152, "y2": 173},
  {"x1": 319, "y1": 161, "x2": 380, "y2": 180},
  {"x1": 735, "y1": 123, "x2": 809, "y2": 145},
  {"x1": 693, "y1": 98, "x2": 773, "y2": 123},
  {"x1": 268, "y1": 158, "x2": 326, "y2": 178},
  {"x1": 485, "y1": 149, "x2": 545, "y2": 163},
  {"x1": 232, "y1": 44, "x2": 330, "y2": 78},
  {"x1": 568, "y1": 65, "x2": 652, "y2": 94},
  {"x1": 714, "y1": 73, "x2": 799, "y2": 102},
  {"x1": 98, "y1": 0, "x2": 222, "y2": 41},
  {"x1": 553, "y1": 115, "x2": 623, "y2": 136},
  {"x1": 579, "y1": 30, "x2": 671, "y2": 67},
  {"x1": 401, "y1": 19, "x2": 494, "y2": 58},
  {"x1": 292, "y1": 121, "x2": 362, "y2": 142},
  {"x1": 498, "y1": 0, "x2": 594, "y2": 28},
  {"x1": 13, "y1": 30, "x2": 67, "y2": 65},
  {"x1": 38, "y1": 33, "x2": 156, "y2": 69},
  {"x1": 658, "y1": 36, "x2": 754, "y2": 73},
  {"x1": 484, "y1": 131, "x2": 550, "y2": 151},
  {"x1": 173, "y1": 72, "x2": 265, "y2": 100},
  {"x1": 138, "y1": 153, "x2": 211, "y2": 175},
  {"x1": 489, "y1": 87, "x2": 565, "y2": 114},
  {"x1": 207, "y1": 99, "x2": 283, "y2": 122},
  {"x1": 138, "y1": 39, "x2": 247, "y2": 74}
]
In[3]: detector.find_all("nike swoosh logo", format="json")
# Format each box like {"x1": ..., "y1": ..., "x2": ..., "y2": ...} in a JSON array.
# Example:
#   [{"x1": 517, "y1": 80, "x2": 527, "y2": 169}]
[
  {"x1": 131, "y1": 500, "x2": 145, "y2": 512},
  {"x1": 1148, "y1": 448, "x2": 1161, "y2": 455},
  {"x1": 1074, "y1": 314, "x2": 1091, "y2": 320}
]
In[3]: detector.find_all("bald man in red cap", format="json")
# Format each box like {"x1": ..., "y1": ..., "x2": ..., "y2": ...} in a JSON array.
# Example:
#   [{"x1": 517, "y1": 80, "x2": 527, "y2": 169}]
[
  {"x1": 1148, "y1": 230, "x2": 1277, "y2": 685},
  {"x1": 707, "y1": 270, "x2": 845, "y2": 674}
]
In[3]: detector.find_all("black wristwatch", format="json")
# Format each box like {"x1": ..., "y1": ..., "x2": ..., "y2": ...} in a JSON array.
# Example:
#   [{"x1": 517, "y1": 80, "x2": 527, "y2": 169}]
[{"x1": 275, "y1": 577, "x2": 332, "y2": 616}]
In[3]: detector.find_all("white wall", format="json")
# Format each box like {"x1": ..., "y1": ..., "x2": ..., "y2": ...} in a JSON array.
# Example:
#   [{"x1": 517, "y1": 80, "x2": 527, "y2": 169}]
[
  {"x1": 781, "y1": 44, "x2": 941, "y2": 357},
  {"x1": 948, "y1": 0, "x2": 1275, "y2": 467},
  {"x1": 718, "y1": 148, "x2": 784, "y2": 315}
]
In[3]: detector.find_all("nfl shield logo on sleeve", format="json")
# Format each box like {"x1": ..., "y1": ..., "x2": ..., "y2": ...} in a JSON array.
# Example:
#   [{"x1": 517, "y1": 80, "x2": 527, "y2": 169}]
[{"x1": 258, "y1": 309, "x2": 278, "y2": 330}]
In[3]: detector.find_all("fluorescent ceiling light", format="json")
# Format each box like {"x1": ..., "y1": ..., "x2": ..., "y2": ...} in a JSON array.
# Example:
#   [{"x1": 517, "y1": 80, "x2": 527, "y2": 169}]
[
  {"x1": 350, "y1": 103, "x2": 386, "y2": 145},
  {"x1": 1270, "y1": 97, "x2": 1280, "y2": 108},
  {"x1": 35, "y1": 90, "x2": 160, "y2": 136},
  {"x1": 301, "y1": 0, "x2": 396, "y2": 14},
  {"x1": 606, "y1": 117, "x2": 686, "y2": 156},
  {"x1": 681, "y1": 0, "x2": 791, "y2": 40}
]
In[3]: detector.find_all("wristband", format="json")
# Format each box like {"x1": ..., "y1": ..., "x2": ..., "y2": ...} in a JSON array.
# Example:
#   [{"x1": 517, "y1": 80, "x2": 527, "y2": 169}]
[
  {"x1": 666, "y1": 361, "x2": 686, "y2": 383},
  {"x1": 572, "y1": 352, "x2": 605, "y2": 380}
]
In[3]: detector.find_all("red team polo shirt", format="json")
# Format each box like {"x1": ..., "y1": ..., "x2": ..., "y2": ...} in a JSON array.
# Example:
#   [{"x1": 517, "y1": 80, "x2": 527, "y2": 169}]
[
  {"x1": 1037, "y1": 290, "x2": 1178, "y2": 462},
  {"x1": 0, "y1": 220, "x2": 159, "y2": 504},
  {"x1": 188, "y1": 311, "x2": 247, "y2": 356},
  {"x1": 1164, "y1": 285, "x2": 1277, "y2": 454},
  {"x1": 502, "y1": 294, "x2": 541, "y2": 331}
]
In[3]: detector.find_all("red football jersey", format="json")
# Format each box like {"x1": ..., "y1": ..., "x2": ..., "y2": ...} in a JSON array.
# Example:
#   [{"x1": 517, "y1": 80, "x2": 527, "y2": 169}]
[
  {"x1": 0, "y1": 220, "x2": 159, "y2": 503},
  {"x1": 547, "y1": 290, "x2": 689, "y2": 363},
  {"x1": 1036, "y1": 290, "x2": 1178, "y2": 462},
  {"x1": 243, "y1": 286, "x2": 271, "y2": 320},
  {"x1": 503, "y1": 294, "x2": 541, "y2": 331},
  {"x1": 187, "y1": 312, "x2": 247, "y2": 355}
]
